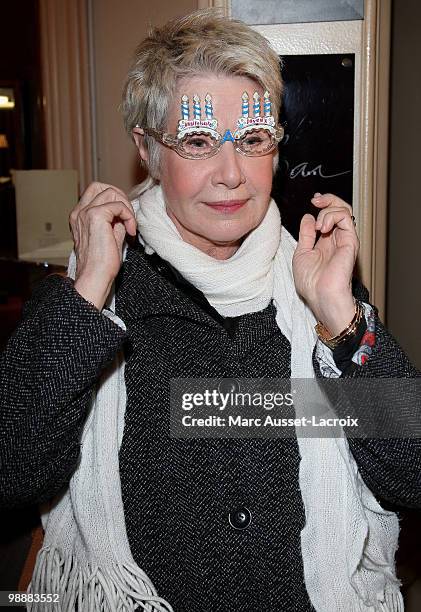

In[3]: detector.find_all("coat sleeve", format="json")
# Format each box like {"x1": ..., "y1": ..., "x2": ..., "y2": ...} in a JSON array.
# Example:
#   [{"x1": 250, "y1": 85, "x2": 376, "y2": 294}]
[
  {"x1": 0, "y1": 274, "x2": 127, "y2": 509},
  {"x1": 312, "y1": 278, "x2": 421, "y2": 509}
]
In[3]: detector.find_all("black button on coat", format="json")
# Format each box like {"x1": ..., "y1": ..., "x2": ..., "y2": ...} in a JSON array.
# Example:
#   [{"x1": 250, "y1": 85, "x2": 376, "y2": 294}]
[{"x1": 229, "y1": 507, "x2": 252, "y2": 530}]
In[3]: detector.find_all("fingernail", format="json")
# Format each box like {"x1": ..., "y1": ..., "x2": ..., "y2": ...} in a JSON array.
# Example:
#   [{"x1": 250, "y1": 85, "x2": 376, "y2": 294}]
[{"x1": 314, "y1": 192, "x2": 322, "y2": 197}]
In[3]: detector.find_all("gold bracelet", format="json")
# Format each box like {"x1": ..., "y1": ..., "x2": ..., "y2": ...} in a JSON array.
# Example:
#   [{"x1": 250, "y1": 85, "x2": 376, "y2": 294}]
[{"x1": 315, "y1": 300, "x2": 364, "y2": 350}]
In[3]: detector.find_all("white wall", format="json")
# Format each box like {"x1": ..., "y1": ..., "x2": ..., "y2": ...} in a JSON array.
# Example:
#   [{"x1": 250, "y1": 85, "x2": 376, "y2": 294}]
[{"x1": 92, "y1": 0, "x2": 197, "y2": 193}]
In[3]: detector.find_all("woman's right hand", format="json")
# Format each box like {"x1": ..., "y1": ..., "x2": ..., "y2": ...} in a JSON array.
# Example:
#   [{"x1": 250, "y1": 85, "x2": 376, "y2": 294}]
[{"x1": 69, "y1": 182, "x2": 137, "y2": 310}]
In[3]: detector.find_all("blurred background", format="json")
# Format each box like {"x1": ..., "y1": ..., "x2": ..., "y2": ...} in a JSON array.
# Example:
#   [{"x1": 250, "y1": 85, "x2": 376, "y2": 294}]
[{"x1": 0, "y1": 0, "x2": 420, "y2": 608}]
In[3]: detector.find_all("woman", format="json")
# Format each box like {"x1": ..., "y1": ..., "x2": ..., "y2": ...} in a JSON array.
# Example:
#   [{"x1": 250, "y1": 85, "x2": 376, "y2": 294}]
[{"x1": 1, "y1": 10, "x2": 421, "y2": 612}]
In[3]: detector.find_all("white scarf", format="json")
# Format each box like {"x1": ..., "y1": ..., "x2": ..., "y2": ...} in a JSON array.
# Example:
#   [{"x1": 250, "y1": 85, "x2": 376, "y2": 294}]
[{"x1": 29, "y1": 183, "x2": 403, "y2": 612}]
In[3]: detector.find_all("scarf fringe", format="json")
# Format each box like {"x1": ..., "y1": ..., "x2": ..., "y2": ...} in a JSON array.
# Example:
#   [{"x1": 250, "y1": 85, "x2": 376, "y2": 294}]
[
  {"x1": 354, "y1": 588, "x2": 404, "y2": 612},
  {"x1": 378, "y1": 588, "x2": 404, "y2": 612},
  {"x1": 28, "y1": 546, "x2": 174, "y2": 612}
]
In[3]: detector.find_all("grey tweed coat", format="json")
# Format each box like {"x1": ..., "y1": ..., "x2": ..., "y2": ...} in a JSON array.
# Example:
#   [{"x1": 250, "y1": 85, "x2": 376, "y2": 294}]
[{"x1": 1, "y1": 241, "x2": 420, "y2": 611}]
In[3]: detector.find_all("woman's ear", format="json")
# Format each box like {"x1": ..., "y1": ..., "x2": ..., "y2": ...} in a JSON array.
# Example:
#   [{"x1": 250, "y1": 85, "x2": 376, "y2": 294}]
[{"x1": 132, "y1": 127, "x2": 149, "y2": 164}]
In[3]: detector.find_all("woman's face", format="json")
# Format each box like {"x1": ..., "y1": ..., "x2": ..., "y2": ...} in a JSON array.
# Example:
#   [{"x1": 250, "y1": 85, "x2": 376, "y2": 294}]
[{"x1": 138, "y1": 75, "x2": 275, "y2": 259}]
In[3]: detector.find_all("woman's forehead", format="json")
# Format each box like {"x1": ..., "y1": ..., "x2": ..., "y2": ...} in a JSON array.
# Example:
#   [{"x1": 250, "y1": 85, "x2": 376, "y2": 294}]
[
  {"x1": 175, "y1": 74, "x2": 263, "y2": 98},
  {"x1": 168, "y1": 74, "x2": 265, "y2": 125}
]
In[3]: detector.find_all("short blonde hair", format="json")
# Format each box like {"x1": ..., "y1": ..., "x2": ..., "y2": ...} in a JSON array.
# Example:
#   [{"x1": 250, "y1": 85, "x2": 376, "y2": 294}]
[{"x1": 122, "y1": 9, "x2": 283, "y2": 178}]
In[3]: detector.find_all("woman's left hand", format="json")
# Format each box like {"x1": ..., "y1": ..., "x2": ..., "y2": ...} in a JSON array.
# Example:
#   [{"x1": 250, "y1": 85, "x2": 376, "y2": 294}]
[{"x1": 292, "y1": 193, "x2": 359, "y2": 336}]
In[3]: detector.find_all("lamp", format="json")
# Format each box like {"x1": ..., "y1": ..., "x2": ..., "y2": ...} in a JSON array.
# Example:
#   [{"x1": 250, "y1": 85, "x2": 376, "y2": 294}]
[
  {"x1": 0, "y1": 134, "x2": 9, "y2": 148},
  {"x1": 0, "y1": 95, "x2": 15, "y2": 109}
]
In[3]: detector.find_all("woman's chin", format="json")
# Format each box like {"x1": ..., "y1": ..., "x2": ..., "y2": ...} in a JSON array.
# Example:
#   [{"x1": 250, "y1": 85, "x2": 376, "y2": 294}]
[{"x1": 200, "y1": 225, "x2": 251, "y2": 247}]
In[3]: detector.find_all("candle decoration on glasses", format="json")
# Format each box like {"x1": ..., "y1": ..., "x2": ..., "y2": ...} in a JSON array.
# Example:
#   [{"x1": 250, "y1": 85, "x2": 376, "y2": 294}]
[
  {"x1": 175, "y1": 90, "x2": 283, "y2": 145},
  {"x1": 253, "y1": 92, "x2": 260, "y2": 117},
  {"x1": 177, "y1": 93, "x2": 219, "y2": 140},
  {"x1": 263, "y1": 91, "x2": 271, "y2": 117},
  {"x1": 236, "y1": 90, "x2": 280, "y2": 140},
  {"x1": 193, "y1": 94, "x2": 201, "y2": 120},
  {"x1": 242, "y1": 92, "x2": 249, "y2": 118},
  {"x1": 205, "y1": 93, "x2": 213, "y2": 119},
  {"x1": 181, "y1": 95, "x2": 189, "y2": 120}
]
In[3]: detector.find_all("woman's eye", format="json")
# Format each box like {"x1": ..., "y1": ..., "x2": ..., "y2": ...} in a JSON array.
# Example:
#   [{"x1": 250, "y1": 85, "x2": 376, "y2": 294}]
[
  {"x1": 244, "y1": 136, "x2": 263, "y2": 146},
  {"x1": 181, "y1": 133, "x2": 216, "y2": 157},
  {"x1": 187, "y1": 137, "x2": 209, "y2": 148}
]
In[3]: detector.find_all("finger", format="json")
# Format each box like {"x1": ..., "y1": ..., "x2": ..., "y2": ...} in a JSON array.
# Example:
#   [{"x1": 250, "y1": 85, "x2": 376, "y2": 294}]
[
  {"x1": 316, "y1": 209, "x2": 356, "y2": 234},
  {"x1": 70, "y1": 183, "x2": 114, "y2": 223},
  {"x1": 311, "y1": 192, "x2": 353, "y2": 214},
  {"x1": 85, "y1": 201, "x2": 137, "y2": 236},
  {"x1": 296, "y1": 214, "x2": 317, "y2": 254},
  {"x1": 87, "y1": 186, "x2": 132, "y2": 210},
  {"x1": 71, "y1": 184, "x2": 135, "y2": 225},
  {"x1": 78, "y1": 182, "x2": 124, "y2": 206},
  {"x1": 101, "y1": 185, "x2": 135, "y2": 216},
  {"x1": 77, "y1": 184, "x2": 134, "y2": 217},
  {"x1": 315, "y1": 206, "x2": 352, "y2": 230}
]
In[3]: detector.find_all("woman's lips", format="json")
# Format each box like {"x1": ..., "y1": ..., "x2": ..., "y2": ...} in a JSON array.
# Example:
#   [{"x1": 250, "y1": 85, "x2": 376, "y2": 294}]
[{"x1": 204, "y1": 199, "x2": 248, "y2": 213}]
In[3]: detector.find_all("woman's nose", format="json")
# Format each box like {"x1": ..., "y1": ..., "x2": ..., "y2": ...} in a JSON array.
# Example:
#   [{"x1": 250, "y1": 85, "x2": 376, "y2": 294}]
[{"x1": 211, "y1": 142, "x2": 246, "y2": 188}]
